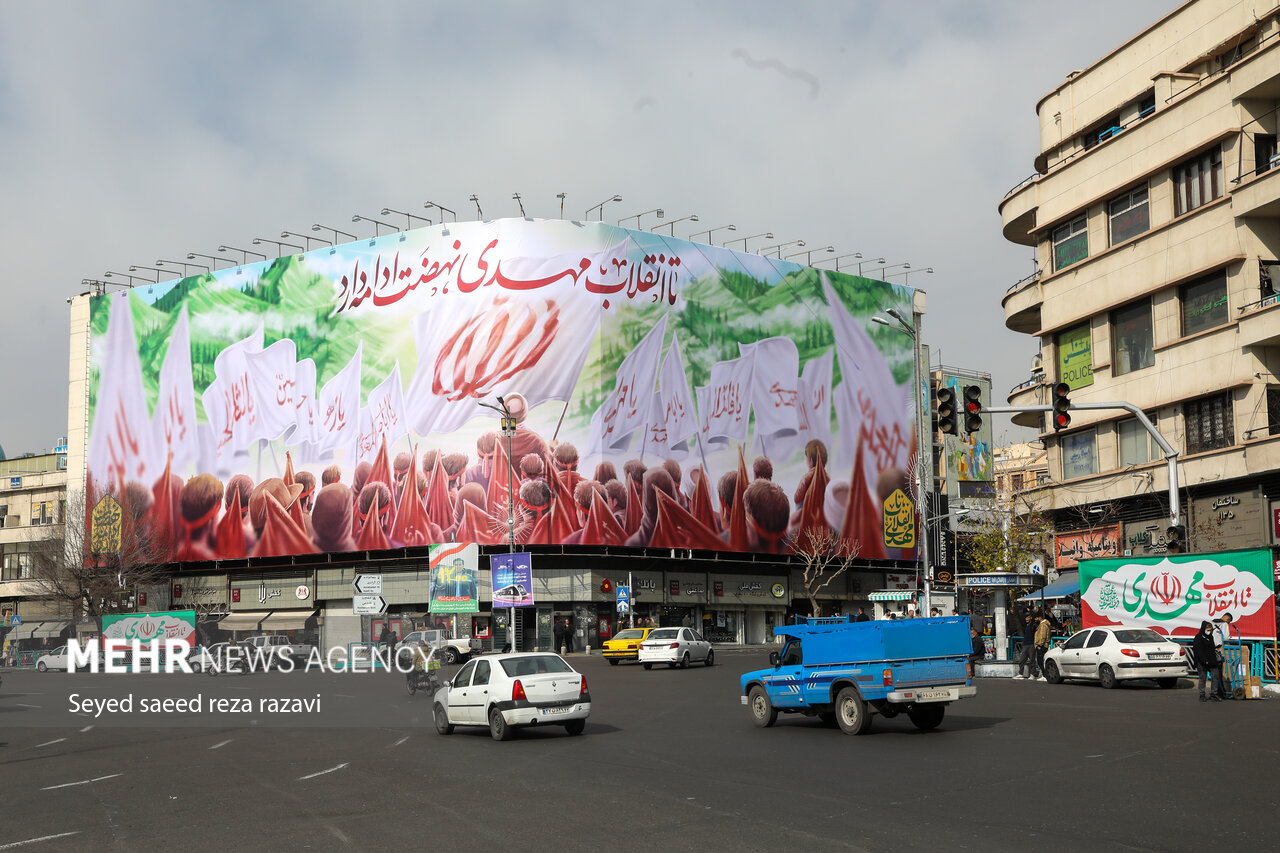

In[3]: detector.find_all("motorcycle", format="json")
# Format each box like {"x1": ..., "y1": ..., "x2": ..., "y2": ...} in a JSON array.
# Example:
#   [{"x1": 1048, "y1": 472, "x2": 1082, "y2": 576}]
[{"x1": 406, "y1": 667, "x2": 442, "y2": 695}]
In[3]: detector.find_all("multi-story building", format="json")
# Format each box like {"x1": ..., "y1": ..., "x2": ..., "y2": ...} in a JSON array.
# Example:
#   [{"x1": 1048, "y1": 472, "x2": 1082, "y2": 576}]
[
  {"x1": 0, "y1": 441, "x2": 72, "y2": 655},
  {"x1": 998, "y1": 1, "x2": 1280, "y2": 568}
]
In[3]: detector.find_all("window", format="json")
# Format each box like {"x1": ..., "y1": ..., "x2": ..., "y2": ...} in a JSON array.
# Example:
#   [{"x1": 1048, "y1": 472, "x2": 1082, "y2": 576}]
[
  {"x1": 1184, "y1": 393, "x2": 1234, "y2": 454},
  {"x1": 1173, "y1": 148, "x2": 1223, "y2": 216},
  {"x1": 2, "y1": 550, "x2": 32, "y2": 581},
  {"x1": 1085, "y1": 631, "x2": 1109, "y2": 649},
  {"x1": 1108, "y1": 186, "x2": 1149, "y2": 245},
  {"x1": 1113, "y1": 300, "x2": 1154, "y2": 375},
  {"x1": 1062, "y1": 430, "x2": 1098, "y2": 479},
  {"x1": 1257, "y1": 134, "x2": 1278, "y2": 175},
  {"x1": 1268, "y1": 389, "x2": 1280, "y2": 437},
  {"x1": 1181, "y1": 271, "x2": 1228, "y2": 335},
  {"x1": 1053, "y1": 215, "x2": 1088, "y2": 271},
  {"x1": 1062, "y1": 631, "x2": 1091, "y2": 650},
  {"x1": 1118, "y1": 418, "x2": 1159, "y2": 466},
  {"x1": 1010, "y1": 473, "x2": 1025, "y2": 492},
  {"x1": 1261, "y1": 260, "x2": 1279, "y2": 304},
  {"x1": 472, "y1": 660, "x2": 490, "y2": 686},
  {"x1": 1082, "y1": 112, "x2": 1121, "y2": 151}
]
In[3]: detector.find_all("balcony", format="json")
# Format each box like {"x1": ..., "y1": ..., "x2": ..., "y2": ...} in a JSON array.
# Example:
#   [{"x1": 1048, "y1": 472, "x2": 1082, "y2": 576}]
[
  {"x1": 999, "y1": 176, "x2": 1039, "y2": 247},
  {"x1": 1238, "y1": 296, "x2": 1280, "y2": 348},
  {"x1": 1006, "y1": 376, "x2": 1047, "y2": 429},
  {"x1": 1002, "y1": 271, "x2": 1042, "y2": 335},
  {"x1": 1233, "y1": 162, "x2": 1280, "y2": 219}
]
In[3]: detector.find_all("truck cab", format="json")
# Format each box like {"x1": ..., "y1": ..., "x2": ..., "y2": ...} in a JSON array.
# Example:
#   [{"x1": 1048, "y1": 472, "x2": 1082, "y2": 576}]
[{"x1": 739, "y1": 615, "x2": 976, "y2": 735}]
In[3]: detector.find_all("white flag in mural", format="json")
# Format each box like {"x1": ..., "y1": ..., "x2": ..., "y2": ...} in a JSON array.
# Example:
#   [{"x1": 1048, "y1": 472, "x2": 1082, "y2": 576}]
[
  {"x1": 87, "y1": 292, "x2": 157, "y2": 489},
  {"x1": 316, "y1": 343, "x2": 362, "y2": 458},
  {"x1": 767, "y1": 350, "x2": 833, "y2": 460},
  {"x1": 658, "y1": 333, "x2": 699, "y2": 450},
  {"x1": 823, "y1": 273, "x2": 912, "y2": 481},
  {"x1": 589, "y1": 314, "x2": 668, "y2": 454},
  {"x1": 739, "y1": 336, "x2": 800, "y2": 448},
  {"x1": 293, "y1": 357, "x2": 320, "y2": 448},
  {"x1": 356, "y1": 362, "x2": 408, "y2": 463},
  {"x1": 152, "y1": 306, "x2": 198, "y2": 476},
  {"x1": 201, "y1": 324, "x2": 265, "y2": 466},
  {"x1": 244, "y1": 339, "x2": 298, "y2": 443},
  {"x1": 701, "y1": 352, "x2": 756, "y2": 449}
]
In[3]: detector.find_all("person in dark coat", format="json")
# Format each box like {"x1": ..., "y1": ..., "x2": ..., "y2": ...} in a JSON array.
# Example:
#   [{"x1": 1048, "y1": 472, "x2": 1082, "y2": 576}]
[
  {"x1": 1192, "y1": 620, "x2": 1226, "y2": 701},
  {"x1": 1014, "y1": 611, "x2": 1038, "y2": 679},
  {"x1": 553, "y1": 618, "x2": 569, "y2": 654}
]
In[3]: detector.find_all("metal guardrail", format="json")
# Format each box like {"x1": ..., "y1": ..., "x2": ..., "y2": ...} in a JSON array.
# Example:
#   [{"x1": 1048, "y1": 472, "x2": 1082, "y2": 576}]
[
  {"x1": 1004, "y1": 636, "x2": 1279, "y2": 683},
  {"x1": 1006, "y1": 269, "x2": 1041, "y2": 295}
]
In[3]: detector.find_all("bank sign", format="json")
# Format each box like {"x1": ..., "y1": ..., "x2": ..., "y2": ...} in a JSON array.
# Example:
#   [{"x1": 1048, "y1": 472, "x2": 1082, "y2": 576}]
[{"x1": 1079, "y1": 549, "x2": 1276, "y2": 640}]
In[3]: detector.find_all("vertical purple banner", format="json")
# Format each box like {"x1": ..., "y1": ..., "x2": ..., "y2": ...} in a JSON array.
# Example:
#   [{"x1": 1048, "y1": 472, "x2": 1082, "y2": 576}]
[{"x1": 491, "y1": 552, "x2": 534, "y2": 607}]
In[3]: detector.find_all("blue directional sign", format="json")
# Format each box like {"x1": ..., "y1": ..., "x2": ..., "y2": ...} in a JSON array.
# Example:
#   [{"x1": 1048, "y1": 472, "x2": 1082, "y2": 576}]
[
  {"x1": 11, "y1": 614, "x2": 22, "y2": 627},
  {"x1": 616, "y1": 585, "x2": 630, "y2": 613}
]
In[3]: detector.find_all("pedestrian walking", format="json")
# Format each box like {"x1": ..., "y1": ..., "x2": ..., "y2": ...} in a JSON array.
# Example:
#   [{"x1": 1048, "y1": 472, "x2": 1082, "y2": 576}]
[
  {"x1": 1213, "y1": 613, "x2": 1236, "y2": 696},
  {"x1": 855, "y1": 607, "x2": 871, "y2": 622},
  {"x1": 379, "y1": 624, "x2": 392, "y2": 669},
  {"x1": 1192, "y1": 620, "x2": 1226, "y2": 701},
  {"x1": 389, "y1": 630, "x2": 399, "y2": 668},
  {"x1": 1033, "y1": 612, "x2": 1052, "y2": 681},
  {"x1": 553, "y1": 618, "x2": 569, "y2": 655},
  {"x1": 1014, "y1": 612, "x2": 1038, "y2": 679}
]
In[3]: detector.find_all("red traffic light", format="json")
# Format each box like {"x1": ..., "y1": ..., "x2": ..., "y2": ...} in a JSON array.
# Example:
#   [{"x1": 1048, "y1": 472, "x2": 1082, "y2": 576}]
[{"x1": 1052, "y1": 382, "x2": 1072, "y2": 430}]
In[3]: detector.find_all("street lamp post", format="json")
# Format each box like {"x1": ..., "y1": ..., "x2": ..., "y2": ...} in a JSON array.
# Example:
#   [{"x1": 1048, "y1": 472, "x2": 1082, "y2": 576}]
[
  {"x1": 585, "y1": 194, "x2": 622, "y2": 221},
  {"x1": 352, "y1": 214, "x2": 399, "y2": 236},
  {"x1": 423, "y1": 201, "x2": 457, "y2": 222},
  {"x1": 689, "y1": 224, "x2": 736, "y2": 245},
  {"x1": 128, "y1": 265, "x2": 173, "y2": 282},
  {"x1": 723, "y1": 231, "x2": 773, "y2": 252},
  {"x1": 282, "y1": 230, "x2": 331, "y2": 250},
  {"x1": 856, "y1": 257, "x2": 886, "y2": 275},
  {"x1": 758, "y1": 239, "x2": 804, "y2": 258},
  {"x1": 650, "y1": 214, "x2": 698, "y2": 235},
  {"x1": 313, "y1": 223, "x2": 357, "y2": 244},
  {"x1": 381, "y1": 207, "x2": 431, "y2": 229},
  {"x1": 890, "y1": 266, "x2": 934, "y2": 285},
  {"x1": 785, "y1": 246, "x2": 835, "y2": 266},
  {"x1": 469, "y1": 195, "x2": 484, "y2": 219},
  {"x1": 157, "y1": 259, "x2": 209, "y2": 276},
  {"x1": 878, "y1": 262, "x2": 912, "y2": 280},
  {"x1": 872, "y1": 297, "x2": 933, "y2": 618},
  {"x1": 618, "y1": 208, "x2": 664, "y2": 229},
  {"x1": 104, "y1": 271, "x2": 148, "y2": 287},
  {"x1": 187, "y1": 251, "x2": 233, "y2": 270},
  {"x1": 252, "y1": 237, "x2": 303, "y2": 257},
  {"x1": 218, "y1": 245, "x2": 267, "y2": 265},
  {"x1": 478, "y1": 397, "x2": 519, "y2": 652}
]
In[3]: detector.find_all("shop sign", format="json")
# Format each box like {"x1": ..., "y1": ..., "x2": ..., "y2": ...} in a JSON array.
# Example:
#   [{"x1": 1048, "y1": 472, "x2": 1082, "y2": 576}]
[
  {"x1": 1055, "y1": 526, "x2": 1119, "y2": 568},
  {"x1": 1191, "y1": 489, "x2": 1265, "y2": 551},
  {"x1": 1122, "y1": 519, "x2": 1172, "y2": 558},
  {"x1": 666, "y1": 573, "x2": 709, "y2": 603},
  {"x1": 172, "y1": 575, "x2": 228, "y2": 607},
  {"x1": 230, "y1": 574, "x2": 316, "y2": 610}
]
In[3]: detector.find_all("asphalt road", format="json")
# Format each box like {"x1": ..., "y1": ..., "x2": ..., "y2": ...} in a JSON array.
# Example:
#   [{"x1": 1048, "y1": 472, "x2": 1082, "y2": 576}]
[{"x1": 0, "y1": 651, "x2": 1275, "y2": 852}]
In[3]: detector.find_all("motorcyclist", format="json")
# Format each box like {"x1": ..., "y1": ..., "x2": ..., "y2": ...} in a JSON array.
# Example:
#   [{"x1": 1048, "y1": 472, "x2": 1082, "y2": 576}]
[{"x1": 407, "y1": 641, "x2": 442, "y2": 694}]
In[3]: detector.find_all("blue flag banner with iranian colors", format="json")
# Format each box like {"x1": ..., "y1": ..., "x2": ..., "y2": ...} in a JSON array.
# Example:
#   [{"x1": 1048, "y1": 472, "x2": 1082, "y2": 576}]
[
  {"x1": 101, "y1": 610, "x2": 198, "y2": 647},
  {"x1": 429, "y1": 543, "x2": 479, "y2": 614},
  {"x1": 1079, "y1": 549, "x2": 1276, "y2": 640},
  {"x1": 491, "y1": 552, "x2": 534, "y2": 607},
  {"x1": 82, "y1": 218, "x2": 917, "y2": 562}
]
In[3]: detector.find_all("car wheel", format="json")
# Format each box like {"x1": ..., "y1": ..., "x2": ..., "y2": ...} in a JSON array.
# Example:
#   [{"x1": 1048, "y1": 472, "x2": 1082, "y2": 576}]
[
  {"x1": 607, "y1": 659, "x2": 619, "y2": 666},
  {"x1": 835, "y1": 686, "x2": 872, "y2": 735},
  {"x1": 1156, "y1": 677, "x2": 1179, "y2": 689},
  {"x1": 489, "y1": 707, "x2": 512, "y2": 741},
  {"x1": 748, "y1": 685, "x2": 777, "y2": 728},
  {"x1": 37, "y1": 662, "x2": 47, "y2": 672},
  {"x1": 442, "y1": 648, "x2": 460, "y2": 665},
  {"x1": 642, "y1": 662, "x2": 653, "y2": 670},
  {"x1": 680, "y1": 652, "x2": 690, "y2": 669},
  {"x1": 1098, "y1": 663, "x2": 1118, "y2": 689},
  {"x1": 907, "y1": 704, "x2": 945, "y2": 732},
  {"x1": 704, "y1": 649, "x2": 715, "y2": 667},
  {"x1": 1043, "y1": 660, "x2": 1063, "y2": 684},
  {"x1": 433, "y1": 704, "x2": 454, "y2": 735},
  {"x1": 564, "y1": 719, "x2": 586, "y2": 736}
]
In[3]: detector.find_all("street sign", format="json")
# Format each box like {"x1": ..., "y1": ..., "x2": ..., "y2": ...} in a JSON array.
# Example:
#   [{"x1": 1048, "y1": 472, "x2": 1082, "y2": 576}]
[
  {"x1": 353, "y1": 594, "x2": 387, "y2": 615},
  {"x1": 353, "y1": 574, "x2": 383, "y2": 595},
  {"x1": 616, "y1": 585, "x2": 631, "y2": 613},
  {"x1": 10, "y1": 614, "x2": 21, "y2": 627}
]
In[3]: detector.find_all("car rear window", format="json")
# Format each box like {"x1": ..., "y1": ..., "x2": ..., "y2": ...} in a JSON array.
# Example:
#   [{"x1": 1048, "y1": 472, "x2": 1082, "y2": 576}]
[
  {"x1": 1113, "y1": 629, "x2": 1166, "y2": 643},
  {"x1": 499, "y1": 655, "x2": 574, "y2": 676},
  {"x1": 648, "y1": 629, "x2": 679, "y2": 640},
  {"x1": 613, "y1": 630, "x2": 645, "y2": 640}
]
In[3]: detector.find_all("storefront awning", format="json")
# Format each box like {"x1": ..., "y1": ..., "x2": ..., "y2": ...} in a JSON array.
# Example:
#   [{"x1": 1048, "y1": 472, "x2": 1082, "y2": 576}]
[
  {"x1": 1018, "y1": 571, "x2": 1079, "y2": 602},
  {"x1": 260, "y1": 610, "x2": 317, "y2": 631},
  {"x1": 218, "y1": 611, "x2": 271, "y2": 632},
  {"x1": 6, "y1": 622, "x2": 40, "y2": 640},
  {"x1": 30, "y1": 621, "x2": 71, "y2": 639},
  {"x1": 868, "y1": 590, "x2": 916, "y2": 602}
]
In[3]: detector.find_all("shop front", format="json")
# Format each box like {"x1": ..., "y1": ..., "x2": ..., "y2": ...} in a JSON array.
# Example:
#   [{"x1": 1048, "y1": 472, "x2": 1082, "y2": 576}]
[
  {"x1": 711, "y1": 574, "x2": 788, "y2": 643},
  {"x1": 593, "y1": 569, "x2": 663, "y2": 635},
  {"x1": 665, "y1": 571, "x2": 710, "y2": 632},
  {"x1": 171, "y1": 574, "x2": 229, "y2": 645},
  {"x1": 224, "y1": 572, "x2": 317, "y2": 642},
  {"x1": 788, "y1": 568, "x2": 851, "y2": 621}
]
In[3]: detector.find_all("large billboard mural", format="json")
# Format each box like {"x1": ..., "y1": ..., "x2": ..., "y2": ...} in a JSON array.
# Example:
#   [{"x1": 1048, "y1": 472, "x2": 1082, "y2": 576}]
[{"x1": 85, "y1": 219, "x2": 917, "y2": 561}]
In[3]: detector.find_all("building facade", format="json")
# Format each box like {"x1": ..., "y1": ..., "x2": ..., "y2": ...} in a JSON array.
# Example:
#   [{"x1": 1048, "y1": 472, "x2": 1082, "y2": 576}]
[{"x1": 999, "y1": 0, "x2": 1280, "y2": 567}]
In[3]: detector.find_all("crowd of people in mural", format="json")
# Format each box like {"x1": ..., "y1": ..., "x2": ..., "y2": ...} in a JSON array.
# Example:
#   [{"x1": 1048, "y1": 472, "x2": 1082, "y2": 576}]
[{"x1": 91, "y1": 391, "x2": 915, "y2": 562}]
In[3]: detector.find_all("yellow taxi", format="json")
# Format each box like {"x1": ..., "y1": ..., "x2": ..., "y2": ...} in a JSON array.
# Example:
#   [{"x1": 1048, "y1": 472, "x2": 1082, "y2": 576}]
[{"x1": 602, "y1": 627, "x2": 656, "y2": 665}]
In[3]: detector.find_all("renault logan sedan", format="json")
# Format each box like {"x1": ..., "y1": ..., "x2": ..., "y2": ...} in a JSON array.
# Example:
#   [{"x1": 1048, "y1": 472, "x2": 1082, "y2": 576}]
[
  {"x1": 637, "y1": 627, "x2": 714, "y2": 669},
  {"x1": 1042, "y1": 626, "x2": 1188, "y2": 688},
  {"x1": 433, "y1": 652, "x2": 590, "y2": 740}
]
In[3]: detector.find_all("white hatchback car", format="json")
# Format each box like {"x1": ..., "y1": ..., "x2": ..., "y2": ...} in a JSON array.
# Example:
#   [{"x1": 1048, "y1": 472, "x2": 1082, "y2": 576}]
[
  {"x1": 637, "y1": 627, "x2": 714, "y2": 670},
  {"x1": 1042, "y1": 626, "x2": 1188, "y2": 688},
  {"x1": 36, "y1": 646, "x2": 69, "y2": 672},
  {"x1": 433, "y1": 652, "x2": 590, "y2": 740}
]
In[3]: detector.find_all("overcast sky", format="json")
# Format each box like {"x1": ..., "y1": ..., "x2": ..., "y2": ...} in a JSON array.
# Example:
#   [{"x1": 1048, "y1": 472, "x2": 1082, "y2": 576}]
[{"x1": 0, "y1": 0, "x2": 1178, "y2": 458}]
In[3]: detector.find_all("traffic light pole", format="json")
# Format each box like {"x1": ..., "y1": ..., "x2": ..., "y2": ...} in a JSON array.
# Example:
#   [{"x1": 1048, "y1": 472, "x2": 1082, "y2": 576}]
[{"x1": 980, "y1": 402, "x2": 1181, "y2": 526}]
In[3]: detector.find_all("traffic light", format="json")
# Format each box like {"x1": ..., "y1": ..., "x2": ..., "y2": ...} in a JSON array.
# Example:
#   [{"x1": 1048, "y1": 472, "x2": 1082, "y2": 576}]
[
  {"x1": 962, "y1": 385, "x2": 983, "y2": 434},
  {"x1": 1166, "y1": 524, "x2": 1187, "y2": 554},
  {"x1": 936, "y1": 386, "x2": 959, "y2": 436},
  {"x1": 1052, "y1": 382, "x2": 1072, "y2": 431}
]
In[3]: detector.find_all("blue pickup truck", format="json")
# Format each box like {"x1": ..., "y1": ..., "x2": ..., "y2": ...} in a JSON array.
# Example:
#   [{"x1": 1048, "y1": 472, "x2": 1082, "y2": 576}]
[{"x1": 740, "y1": 615, "x2": 976, "y2": 735}]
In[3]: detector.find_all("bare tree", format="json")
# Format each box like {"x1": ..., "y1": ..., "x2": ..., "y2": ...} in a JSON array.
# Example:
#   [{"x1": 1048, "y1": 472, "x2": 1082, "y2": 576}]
[
  {"x1": 785, "y1": 527, "x2": 862, "y2": 618},
  {"x1": 959, "y1": 495, "x2": 1052, "y2": 576},
  {"x1": 29, "y1": 489, "x2": 173, "y2": 632}
]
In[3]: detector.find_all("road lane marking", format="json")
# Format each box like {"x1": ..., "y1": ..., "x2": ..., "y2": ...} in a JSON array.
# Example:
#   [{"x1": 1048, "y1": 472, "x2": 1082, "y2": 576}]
[
  {"x1": 298, "y1": 763, "x2": 349, "y2": 781},
  {"x1": 390, "y1": 736, "x2": 409, "y2": 747},
  {"x1": 209, "y1": 739, "x2": 233, "y2": 750},
  {"x1": 79, "y1": 726, "x2": 93, "y2": 733},
  {"x1": 32, "y1": 739, "x2": 65, "y2": 748},
  {"x1": 16, "y1": 703, "x2": 41, "y2": 708},
  {"x1": 0, "y1": 832, "x2": 81, "y2": 849},
  {"x1": 40, "y1": 773, "x2": 122, "y2": 791}
]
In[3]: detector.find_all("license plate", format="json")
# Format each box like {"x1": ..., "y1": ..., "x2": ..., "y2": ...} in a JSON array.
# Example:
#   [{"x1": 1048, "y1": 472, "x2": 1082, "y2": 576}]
[
  {"x1": 540, "y1": 707, "x2": 569, "y2": 716},
  {"x1": 1148, "y1": 653, "x2": 1172, "y2": 660},
  {"x1": 915, "y1": 688, "x2": 952, "y2": 702}
]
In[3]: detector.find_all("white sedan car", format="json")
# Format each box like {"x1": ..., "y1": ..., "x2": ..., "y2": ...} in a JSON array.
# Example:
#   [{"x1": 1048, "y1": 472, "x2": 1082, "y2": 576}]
[
  {"x1": 1042, "y1": 626, "x2": 1188, "y2": 688},
  {"x1": 36, "y1": 646, "x2": 69, "y2": 672},
  {"x1": 433, "y1": 652, "x2": 590, "y2": 740},
  {"x1": 637, "y1": 627, "x2": 714, "y2": 669}
]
